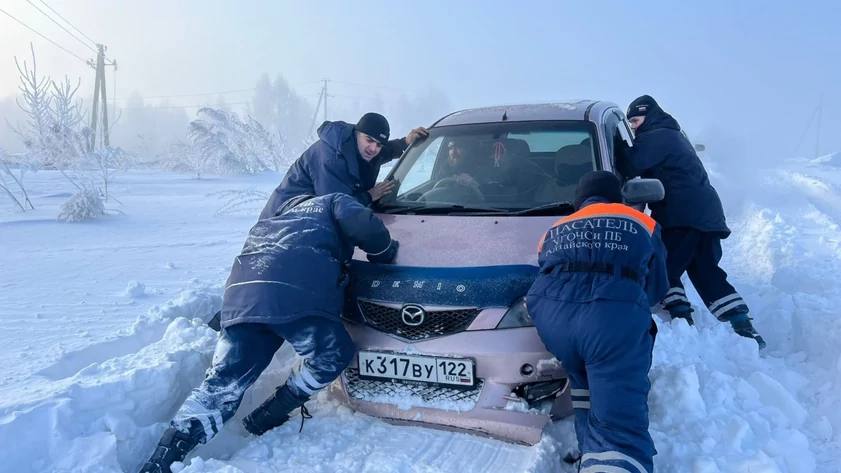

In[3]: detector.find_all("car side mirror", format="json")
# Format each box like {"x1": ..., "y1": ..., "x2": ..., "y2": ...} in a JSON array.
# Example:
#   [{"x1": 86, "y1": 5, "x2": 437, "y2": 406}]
[{"x1": 622, "y1": 178, "x2": 664, "y2": 204}]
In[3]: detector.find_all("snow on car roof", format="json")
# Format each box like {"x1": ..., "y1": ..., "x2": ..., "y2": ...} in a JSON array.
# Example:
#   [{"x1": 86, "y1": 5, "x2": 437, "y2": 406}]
[{"x1": 432, "y1": 101, "x2": 604, "y2": 126}]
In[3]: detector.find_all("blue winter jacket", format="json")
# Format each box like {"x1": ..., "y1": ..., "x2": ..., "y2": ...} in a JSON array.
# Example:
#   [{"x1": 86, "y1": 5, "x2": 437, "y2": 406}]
[
  {"x1": 258, "y1": 121, "x2": 407, "y2": 219},
  {"x1": 621, "y1": 109, "x2": 730, "y2": 237},
  {"x1": 222, "y1": 193, "x2": 397, "y2": 328},
  {"x1": 527, "y1": 199, "x2": 669, "y2": 310}
]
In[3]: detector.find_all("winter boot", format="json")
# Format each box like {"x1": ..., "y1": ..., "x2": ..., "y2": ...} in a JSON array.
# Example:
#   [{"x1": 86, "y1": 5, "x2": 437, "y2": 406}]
[
  {"x1": 242, "y1": 384, "x2": 310, "y2": 436},
  {"x1": 666, "y1": 303, "x2": 695, "y2": 326},
  {"x1": 138, "y1": 418, "x2": 205, "y2": 473},
  {"x1": 724, "y1": 312, "x2": 767, "y2": 350}
]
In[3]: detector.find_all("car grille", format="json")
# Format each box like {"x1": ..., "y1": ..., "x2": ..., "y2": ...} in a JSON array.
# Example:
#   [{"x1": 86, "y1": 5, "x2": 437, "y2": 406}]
[
  {"x1": 357, "y1": 300, "x2": 480, "y2": 341},
  {"x1": 343, "y1": 368, "x2": 484, "y2": 411}
]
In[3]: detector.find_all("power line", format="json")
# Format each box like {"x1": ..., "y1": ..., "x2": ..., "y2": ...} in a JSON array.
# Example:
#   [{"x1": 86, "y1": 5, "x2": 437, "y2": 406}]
[
  {"x1": 121, "y1": 101, "x2": 250, "y2": 110},
  {"x1": 329, "y1": 79, "x2": 403, "y2": 93},
  {"x1": 332, "y1": 93, "x2": 371, "y2": 99},
  {"x1": 0, "y1": 6, "x2": 89, "y2": 64},
  {"x1": 119, "y1": 87, "x2": 256, "y2": 101},
  {"x1": 37, "y1": 0, "x2": 98, "y2": 48},
  {"x1": 23, "y1": 0, "x2": 97, "y2": 53},
  {"x1": 118, "y1": 80, "x2": 395, "y2": 109},
  {"x1": 123, "y1": 81, "x2": 386, "y2": 105},
  {"x1": 304, "y1": 91, "x2": 377, "y2": 100},
  {"x1": 296, "y1": 79, "x2": 325, "y2": 87}
]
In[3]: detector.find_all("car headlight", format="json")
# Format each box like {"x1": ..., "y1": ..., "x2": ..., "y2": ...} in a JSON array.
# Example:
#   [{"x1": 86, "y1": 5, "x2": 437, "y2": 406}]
[{"x1": 496, "y1": 297, "x2": 534, "y2": 329}]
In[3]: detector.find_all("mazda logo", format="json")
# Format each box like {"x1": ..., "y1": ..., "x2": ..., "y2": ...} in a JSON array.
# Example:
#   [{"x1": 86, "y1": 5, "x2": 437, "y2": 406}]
[{"x1": 401, "y1": 304, "x2": 425, "y2": 326}]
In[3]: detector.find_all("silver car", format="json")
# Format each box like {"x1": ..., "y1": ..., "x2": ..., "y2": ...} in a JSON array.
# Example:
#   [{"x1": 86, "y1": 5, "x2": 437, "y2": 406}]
[{"x1": 332, "y1": 101, "x2": 638, "y2": 445}]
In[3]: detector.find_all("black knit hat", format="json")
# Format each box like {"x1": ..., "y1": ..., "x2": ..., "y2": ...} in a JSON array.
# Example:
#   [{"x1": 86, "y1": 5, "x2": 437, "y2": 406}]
[
  {"x1": 355, "y1": 112, "x2": 390, "y2": 144},
  {"x1": 575, "y1": 171, "x2": 623, "y2": 209},
  {"x1": 626, "y1": 95, "x2": 659, "y2": 119}
]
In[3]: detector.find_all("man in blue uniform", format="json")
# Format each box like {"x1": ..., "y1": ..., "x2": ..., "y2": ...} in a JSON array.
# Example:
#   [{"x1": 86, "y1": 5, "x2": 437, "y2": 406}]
[
  {"x1": 527, "y1": 171, "x2": 668, "y2": 473},
  {"x1": 139, "y1": 193, "x2": 399, "y2": 473},
  {"x1": 621, "y1": 95, "x2": 766, "y2": 349},
  {"x1": 259, "y1": 113, "x2": 428, "y2": 219}
]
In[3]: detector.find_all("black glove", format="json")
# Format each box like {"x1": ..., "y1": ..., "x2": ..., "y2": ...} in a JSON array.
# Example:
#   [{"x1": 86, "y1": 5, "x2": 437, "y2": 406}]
[{"x1": 367, "y1": 239, "x2": 399, "y2": 264}]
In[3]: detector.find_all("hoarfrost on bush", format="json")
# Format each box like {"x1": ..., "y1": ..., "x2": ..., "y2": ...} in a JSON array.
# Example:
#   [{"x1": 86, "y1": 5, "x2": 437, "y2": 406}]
[{"x1": 57, "y1": 188, "x2": 104, "y2": 222}]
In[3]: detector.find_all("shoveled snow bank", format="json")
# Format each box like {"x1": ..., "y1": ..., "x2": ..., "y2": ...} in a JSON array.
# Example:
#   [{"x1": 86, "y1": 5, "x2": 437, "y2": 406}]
[{"x1": 0, "y1": 289, "x2": 222, "y2": 472}]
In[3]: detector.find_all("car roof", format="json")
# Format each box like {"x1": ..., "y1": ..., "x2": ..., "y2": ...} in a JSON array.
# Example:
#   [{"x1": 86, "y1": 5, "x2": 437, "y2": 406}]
[{"x1": 431, "y1": 101, "x2": 620, "y2": 127}]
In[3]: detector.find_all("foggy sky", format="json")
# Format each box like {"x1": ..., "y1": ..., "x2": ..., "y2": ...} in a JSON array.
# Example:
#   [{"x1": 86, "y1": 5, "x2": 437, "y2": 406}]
[{"x1": 2, "y1": 0, "x2": 840, "y2": 162}]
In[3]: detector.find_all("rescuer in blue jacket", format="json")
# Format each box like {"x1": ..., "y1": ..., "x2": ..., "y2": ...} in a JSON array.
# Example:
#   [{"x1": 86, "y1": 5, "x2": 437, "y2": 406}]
[
  {"x1": 527, "y1": 171, "x2": 668, "y2": 473},
  {"x1": 139, "y1": 193, "x2": 399, "y2": 473},
  {"x1": 622, "y1": 95, "x2": 766, "y2": 349},
  {"x1": 258, "y1": 113, "x2": 428, "y2": 219}
]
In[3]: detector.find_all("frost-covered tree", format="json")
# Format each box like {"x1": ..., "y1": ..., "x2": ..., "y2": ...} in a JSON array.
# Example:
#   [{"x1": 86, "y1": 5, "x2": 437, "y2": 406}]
[
  {"x1": 7, "y1": 45, "x2": 123, "y2": 214},
  {"x1": 11, "y1": 45, "x2": 53, "y2": 171},
  {"x1": 46, "y1": 77, "x2": 124, "y2": 200},
  {"x1": 12, "y1": 46, "x2": 91, "y2": 181},
  {"x1": 247, "y1": 115, "x2": 289, "y2": 172},
  {"x1": 44, "y1": 76, "x2": 90, "y2": 189},
  {"x1": 0, "y1": 148, "x2": 34, "y2": 211},
  {"x1": 166, "y1": 140, "x2": 209, "y2": 178},
  {"x1": 85, "y1": 146, "x2": 126, "y2": 200},
  {"x1": 252, "y1": 74, "x2": 274, "y2": 128},
  {"x1": 188, "y1": 107, "x2": 286, "y2": 175},
  {"x1": 251, "y1": 74, "x2": 312, "y2": 163}
]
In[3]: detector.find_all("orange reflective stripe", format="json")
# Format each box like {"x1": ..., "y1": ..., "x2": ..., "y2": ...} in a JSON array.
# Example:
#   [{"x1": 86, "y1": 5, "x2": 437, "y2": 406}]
[
  {"x1": 546, "y1": 203, "x2": 656, "y2": 236},
  {"x1": 537, "y1": 230, "x2": 548, "y2": 253}
]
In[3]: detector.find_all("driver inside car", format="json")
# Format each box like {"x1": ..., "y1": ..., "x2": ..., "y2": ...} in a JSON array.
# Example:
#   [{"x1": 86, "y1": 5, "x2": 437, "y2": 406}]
[
  {"x1": 419, "y1": 139, "x2": 485, "y2": 203},
  {"x1": 442, "y1": 139, "x2": 481, "y2": 190}
]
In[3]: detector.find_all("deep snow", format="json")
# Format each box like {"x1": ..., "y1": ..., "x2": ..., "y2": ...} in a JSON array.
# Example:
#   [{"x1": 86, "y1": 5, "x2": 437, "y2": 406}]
[{"x1": 1, "y1": 159, "x2": 840, "y2": 472}]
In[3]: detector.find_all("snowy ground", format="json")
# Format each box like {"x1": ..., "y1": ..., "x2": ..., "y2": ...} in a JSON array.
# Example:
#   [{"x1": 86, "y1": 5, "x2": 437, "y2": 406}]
[{"x1": 1, "y1": 160, "x2": 840, "y2": 473}]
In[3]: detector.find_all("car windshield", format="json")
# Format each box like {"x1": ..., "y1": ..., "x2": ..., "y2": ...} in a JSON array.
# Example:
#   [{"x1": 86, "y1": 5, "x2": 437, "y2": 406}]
[{"x1": 377, "y1": 121, "x2": 598, "y2": 215}]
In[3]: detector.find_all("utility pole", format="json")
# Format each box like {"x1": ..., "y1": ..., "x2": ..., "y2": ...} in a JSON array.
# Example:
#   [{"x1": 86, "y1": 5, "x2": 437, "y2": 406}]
[
  {"x1": 87, "y1": 44, "x2": 116, "y2": 151},
  {"x1": 111, "y1": 59, "x2": 118, "y2": 128},
  {"x1": 307, "y1": 79, "x2": 331, "y2": 136},
  {"x1": 322, "y1": 78, "x2": 328, "y2": 121}
]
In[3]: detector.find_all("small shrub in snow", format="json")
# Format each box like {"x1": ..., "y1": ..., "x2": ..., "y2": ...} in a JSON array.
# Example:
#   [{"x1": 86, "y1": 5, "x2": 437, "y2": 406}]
[
  {"x1": 123, "y1": 281, "x2": 147, "y2": 298},
  {"x1": 58, "y1": 188, "x2": 104, "y2": 222}
]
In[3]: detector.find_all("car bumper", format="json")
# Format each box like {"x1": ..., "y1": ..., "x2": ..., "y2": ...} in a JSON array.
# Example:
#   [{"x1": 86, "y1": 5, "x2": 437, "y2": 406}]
[{"x1": 333, "y1": 322, "x2": 572, "y2": 445}]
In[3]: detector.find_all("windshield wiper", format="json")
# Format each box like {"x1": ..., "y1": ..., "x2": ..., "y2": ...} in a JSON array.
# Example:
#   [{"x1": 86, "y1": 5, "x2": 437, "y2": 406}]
[
  {"x1": 444, "y1": 205, "x2": 510, "y2": 215},
  {"x1": 377, "y1": 201, "x2": 575, "y2": 216},
  {"x1": 511, "y1": 201, "x2": 576, "y2": 216},
  {"x1": 377, "y1": 203, "x2": 508, "y2": 215},
  {"x1": 376, "y1": 203, "x2": 426, "y2": 214}
]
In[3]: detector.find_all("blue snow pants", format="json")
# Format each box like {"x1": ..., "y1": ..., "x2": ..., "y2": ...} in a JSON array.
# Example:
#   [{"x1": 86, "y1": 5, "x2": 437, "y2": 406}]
[
  {"x1": 171, "y1": 317, "x2": 355, "y2": 442},
  {"x1": 661, "y1": 227, "x2": 749, "y2": 321},
  {"x1": 530, "y1": 298, "x2": 657, "y2": 473}
]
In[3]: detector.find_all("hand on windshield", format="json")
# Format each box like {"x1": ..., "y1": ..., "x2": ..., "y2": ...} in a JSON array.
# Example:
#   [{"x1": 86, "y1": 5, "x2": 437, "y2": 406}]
[
  {"x1": 405, "y1": 127, "x2": 429, "y2": 146},
  {"x1": 368, "y1": 180, "x2": 396, "y2": 202}
]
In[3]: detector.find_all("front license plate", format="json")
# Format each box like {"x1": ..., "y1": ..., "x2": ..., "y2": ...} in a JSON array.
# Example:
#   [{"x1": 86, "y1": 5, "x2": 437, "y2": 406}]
[{"x1": 358, "y1": 351, "x2": 475, "y2": 387}]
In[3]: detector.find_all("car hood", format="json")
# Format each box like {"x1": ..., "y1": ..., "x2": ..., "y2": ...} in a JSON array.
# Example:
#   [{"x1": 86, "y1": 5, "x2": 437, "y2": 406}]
[{"x1": 354, "y1": 214, "x2": 557, "y2": 267}]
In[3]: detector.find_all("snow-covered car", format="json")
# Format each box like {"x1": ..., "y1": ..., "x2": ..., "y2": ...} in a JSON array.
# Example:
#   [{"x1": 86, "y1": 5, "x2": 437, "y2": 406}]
[{"x1": 332, "y1": 101, "x2": 643, "y2": 445}]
